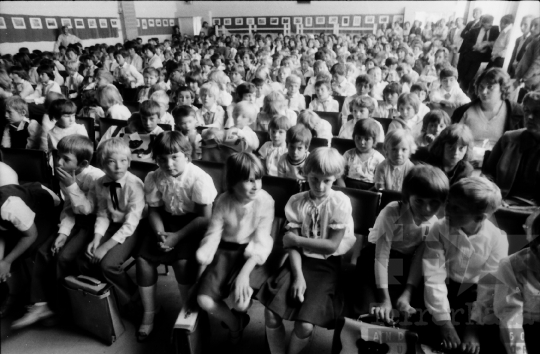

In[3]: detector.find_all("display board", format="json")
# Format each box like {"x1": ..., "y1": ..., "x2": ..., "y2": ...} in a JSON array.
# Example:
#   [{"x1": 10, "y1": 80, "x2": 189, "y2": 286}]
[
  {"x1": 0, "y1": 14, "x2": 119, "y2": 43},
  {"x1": 212, "y1": 14, "x2": 404, "y2": 35},
  {"x1": 137, "y1": 17, "x2": 176, "y2": 36}
]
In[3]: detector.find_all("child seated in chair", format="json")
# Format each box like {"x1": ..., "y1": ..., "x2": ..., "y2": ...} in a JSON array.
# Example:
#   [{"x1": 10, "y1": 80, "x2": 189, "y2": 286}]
[
  {"x1": 374, "y1": 129, "x2": 416, "y2": 192},
  {"x1": 258, "y1": 116, "x2": 291, "y2": 176},
  {"x1": 278, "y1": 124, "x2": 311, "y2": 182},
  {"x1": 77, "y1": 138, "x2": 146, "y2": 314},
  {"x1": 337, "y1": 118, "x2": 385, "y2": 191},
  {"x1": 410, "y1": 83, "x2": 430, "y2": 119},
  {"x1": 373, "y1": 82, "x2": 401, "y2": 119},
  {"x1": 1, "y1": 96, "x2": 44, "y2": 150},
  {"x1": 97, "y1": 85, "x2": 131, "y2": 121},
  {"x1": 285, "y1": 74, "x2": 305, "y2": 112},
  {"x1": 308, "y1": 80, "x2": 339, "y2": 112},
  {"x1": 225, "y1": 101, "x2": 260, "y2": 153},
  {"x1": 149, "y1": 90, "x2": 174, "y2": 128},
  {"x1": 138, "y1": 67, "x2": 159, "y2": 103},
  {"x1": 11, "y1": 135, "x2": 104, "y2": 330},
  {"x1": 47, "y1": 99, "x2": 88, "y2": 155},
  {"x1": 339, "y1": 96, "x2": 385, "y2": 143},
  {"x1": 341, "y1": 74, "x2": 379, "y2": 125},
  {"x1": 195, "y1": 82, "x2": 226, "y2": 130},
  {"x1": 297, "y1": 110, "x2": 333, "y2": 142},
  {"x1": 64, "y1": 61, "x2": 84, "y2": 98},
  {"x1": 396, "y1": 93, "x2": 423, "y2": 138},
  {"x1": 368, "y1": 66, "x2": 388, "y2": 101},
  {"x1": 429, "y1": 67, "x2": 471, "y2": 117},
  {"x1": 495, "y1": 210, "x2": 540, "y2": 354},
  {"x1": 99, "y1": 100, "x2": 164, "y2": 162},
  {"x1": 255, "y1": 91, "x2": 297, "y2": 132},
  {"x1": 173, "y1": 105, "x2": 201, "y2": 161},
  {"x1": 331, "y1": 63, "x2": 356, "y2": 97},
  {"x1": 423, "y1": 177, "x2": 508, "y2": 354}
]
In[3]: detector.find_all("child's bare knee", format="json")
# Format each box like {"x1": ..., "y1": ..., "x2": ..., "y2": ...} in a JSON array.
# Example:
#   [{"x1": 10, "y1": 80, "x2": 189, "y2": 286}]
[
  {"x1": 294, "y1": 321, "x2": 314, "y2": 338},
  {"x1": 264, "y1": 308, "x2": 282, "y2": 328},
  {"x1": 197, "y1": 294, "x2": 214, "y2": 311}
]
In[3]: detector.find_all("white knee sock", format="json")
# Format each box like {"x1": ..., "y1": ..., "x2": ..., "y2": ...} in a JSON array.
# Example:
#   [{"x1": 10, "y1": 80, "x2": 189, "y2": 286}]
[
  {"x1": 266, "y1": 324, "x2": 286, "y2": 354},
  {"x1": 287, "y1": 330, "x2": 312, "y2": 354}
]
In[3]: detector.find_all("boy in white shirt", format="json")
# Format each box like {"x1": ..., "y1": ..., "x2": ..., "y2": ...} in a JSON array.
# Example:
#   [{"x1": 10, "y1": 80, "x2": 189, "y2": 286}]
[
  {"x1": 114, "y1": 50, "x2": 144, "y2": 89},
  {"x1": 150, "y1": 90, "x2": 175, "y2": 127},
  {"x1": 225, "y1": 101, "x2": 259, "y2": 153},
  {"x1": 423, "y1": 177, "x2": 508, "y2": 353},
  {"x1": 341, "y1": 74, "x2": 379, "y2": 125},
  {"x1": 429, "y1": 67, "x2": 471, "y2": 117},
  {"x1": 257, "y1": 116, "x2": 291, "y2": 176},
  {"x1": 64, "y1": 61, "x2": 84, "y2": 98},
  {"x1": 195, "y1": 82, "x2": 226, "y2": 129},
  {"x1": 331, "y1": 63, "x2": 356, "y2": 97},
  {"x1": 309, "y1": 81, "x2": 339, "y2": 112},
  {"x1": 285, "y1": 74, "x2": 305, "y2": 112},
  {"x1": 368, "y1": 66, "x2": 388, "y2": 101}
]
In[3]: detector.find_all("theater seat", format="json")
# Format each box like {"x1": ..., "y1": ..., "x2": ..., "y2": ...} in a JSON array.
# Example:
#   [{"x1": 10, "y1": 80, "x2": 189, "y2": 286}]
[
  {"x1": 76, "y1": 117, "x2": 97, "y2": 146},
  {"x1": 373, "y1": 118, "x2": 392, "y2": 135},
  {"x1": 99, "y1": 118, "x2": 128, "y2": 138},
  {"x1": 129, "y1": 160, "x2": 158, "y2": 182},
  {"x1": 309, "y1": 137, "x2": 329, "y2": 151},
  {"x1": 314, "y1": 111, "x2": 341, "y2": 136},
  {"x1": 334, "y1": 95, "x2": 346, "y2": 112},
  {"x1": 0, "y1": 148, "x2": 52, "y2": 187},
  {"x1": 192, "y1": 160, "x2": 226, "y2": 195},
  {"x1": 378, "y1": 190, "x2": 402, "y2": 215},
  {"x1": 253, "y1": 130, "x2": 270, "y2": 150},
  {"x1": 261, "y1": 175, "x2": 301, "y2": 218},
  {"x1": 331, "y1": 137, "x2": 355, "y2": 155}
]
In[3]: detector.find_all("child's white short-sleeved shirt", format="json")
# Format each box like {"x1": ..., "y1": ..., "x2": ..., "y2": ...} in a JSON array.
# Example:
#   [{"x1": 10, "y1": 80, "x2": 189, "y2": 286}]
[
  {"x1": 258, "y1": 142, "x2": 288, "y2": 176},
  {"x1": 343, "y1": 148, "x2": 385, "y2": 183}
]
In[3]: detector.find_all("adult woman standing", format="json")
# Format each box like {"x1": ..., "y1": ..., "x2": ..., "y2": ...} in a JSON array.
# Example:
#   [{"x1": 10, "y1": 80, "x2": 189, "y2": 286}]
[{"x1": 452, "y1": 68, "x2": 523, "y2": 159}]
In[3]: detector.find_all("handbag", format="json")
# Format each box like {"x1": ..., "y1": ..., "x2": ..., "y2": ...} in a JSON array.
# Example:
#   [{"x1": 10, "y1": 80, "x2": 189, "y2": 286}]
[{"x1": 331, "y1": 315, "x2": 421, "y2": 354}]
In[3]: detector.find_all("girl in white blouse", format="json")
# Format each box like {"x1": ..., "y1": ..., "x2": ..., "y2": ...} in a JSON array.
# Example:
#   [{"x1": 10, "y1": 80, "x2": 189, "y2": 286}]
[
  {"x1": 196, "y1": 152, "x2": 275, "y2": 344},
  {"x1": 136, "y1": 131, "x2": 218, "y2": 342},
  {"x1": 258, "y1": 148, "x2": 355, "y2": 354},
  {"x1": 358, "y1": 165, "x2": 449, "y2": 324}
]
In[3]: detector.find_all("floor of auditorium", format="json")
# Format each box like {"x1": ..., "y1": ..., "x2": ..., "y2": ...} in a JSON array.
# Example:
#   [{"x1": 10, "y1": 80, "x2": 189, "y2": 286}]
[{"x1": 0, "y1": 265, "x2": 334, "y2": 354}]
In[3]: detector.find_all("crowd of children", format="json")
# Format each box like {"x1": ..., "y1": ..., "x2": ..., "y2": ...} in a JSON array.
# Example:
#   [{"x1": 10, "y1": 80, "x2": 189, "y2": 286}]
[{"x1": 0, "y1": 13, "x2": 539, "y2": 354}]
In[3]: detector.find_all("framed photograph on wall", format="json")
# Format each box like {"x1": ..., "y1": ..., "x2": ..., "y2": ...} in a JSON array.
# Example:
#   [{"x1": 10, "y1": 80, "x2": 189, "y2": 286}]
[
  {"x1": 156, "y1": 19, "x2": 162, "y2": 27},
  {"x1": 88, "y1": 19, "x2": 97, "y2": 28},
  {"x1": 316, "y1": 16, "x2": 325, "y2": 25},
  {"x1": 74, "y1": 19, "x2": 84, "y2": 29},
  {"x1": 142, "y1": 19, "x2": 148, "y2": 29},
  {"x1": 393, "y1": 15, "x2": 404, "y2": 24},
  {"x1": 258, "y1": 17, "x2": 266, "y2": 25},
  {"x1": 99, "y1": 19, "x2": 108, "y2": 28},
  {"x1": 29, "y1": 18, "x2": 43, "y2": 29},
  {"x1": 353, "y1": 16, "x2": 361, "y2": 26},
  {"x1": 148, "y1": 19, "x2": 154, "y2": 27},
  {"x1": 136, "y1": 19, "x2": 140, "y2": 27},
  {"x1": 282, "y1": 17, "x2": 290, "y2": 25},
  {"x1": 224, "y1": 18, "x2": 231, "y2": 26},
  {"x1": 12, "y1": 17, "x2": 26, "y2": 29},
  {"x1": 169, "y1": 19, "x2": 174, "y2": 26},
  {"x1": 328, "y1": 16, "x2": 338, "y2": 25},
  {"x1": 235, "y1": 18, "x2": 243, "y2": 26},
  {"x1": 46, "y1": 18, "x2": 58, "y2": 29},
  {"x1": 164, "y1": 19, "x2": 168, "y2": 26},
  {"x1": 0, "y1": 17, "x2": 6, "y2": 30},
  {"x1": 246, "y1": 18, "x2": 254, "y2": 25},
  {"x1": 293, "y1": 17, "x2": 302, "y2": 25},
  {"x1": 61, "y1": 18, "x2": 72, "y2": 28},
  {"x1": 111, "y1": 19, "x2": 120, "y2": 28},
  {"x1": 213, "y1": 18, "x2": 220, "y2": 26},
  {"x1": 379, "y1": 16, "x2": 389, "y2": 24},
  {"x1": 341, "y1": 16, "x2": 350, "y2": 27},
  {"x1": 270, "y1": 18, "x2": 279, "y2": 25},
  {"x1": 305, "y1": 17, "x2": 312, "y2": 27},
  {"x1": 365, "y1": 16, "x2": 375, "y2": 24}
]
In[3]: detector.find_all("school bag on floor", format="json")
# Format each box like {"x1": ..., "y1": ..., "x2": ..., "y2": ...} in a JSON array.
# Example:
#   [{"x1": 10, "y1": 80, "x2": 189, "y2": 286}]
[{"x1": 64, "y1": 275, "x2": 125, "y2": 345}]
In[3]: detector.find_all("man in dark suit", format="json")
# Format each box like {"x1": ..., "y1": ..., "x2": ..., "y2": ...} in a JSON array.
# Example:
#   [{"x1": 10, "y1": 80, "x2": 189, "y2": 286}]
[
  {"x1": 457, "y1": 15, "x2": 500, "y2": 91},
  {"x1": 508, "y1": 15, "x2": 534, "y2": 78},
  {"x1": 461, "y1": 7, "x2": 482, "y2": 39}
]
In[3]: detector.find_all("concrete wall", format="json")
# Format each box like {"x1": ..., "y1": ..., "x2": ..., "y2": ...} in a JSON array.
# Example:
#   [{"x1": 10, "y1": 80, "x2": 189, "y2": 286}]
[{"x1": 0, "y1": 1, "x2": 123, "y2": 54}]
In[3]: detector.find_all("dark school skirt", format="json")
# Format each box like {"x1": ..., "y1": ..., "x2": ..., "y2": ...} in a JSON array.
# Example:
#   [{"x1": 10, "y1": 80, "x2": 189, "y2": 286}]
[
  {"x1": 138, "y1": 210, "x2": 204, "y2": 265},
  {"x1": 354, "y1": 243, "x2": 424, "y2": 315},
  {"x1": 256, "y1": 254, "x2": 342, "y2": 329},
  {"x1": 198, "y1": 241, "x2": 251, "y2": 301}
]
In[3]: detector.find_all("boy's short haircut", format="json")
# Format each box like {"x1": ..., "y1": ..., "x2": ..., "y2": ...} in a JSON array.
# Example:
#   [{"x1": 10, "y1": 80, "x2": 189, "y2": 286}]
[
  {"x1": 65, "y1": 60, "x2": 80, "y2": 71},
  {"x1": 225, "y1": 152, "x2": 264, "y2": 193},
  {"x1": 5, "y1": 96, "x2": 28, "y2": 115},
  {"x1": 185, "y1": 72, "x2": 203, "y2": 86},
  {"x1": 331, "y1": 63, "x2": 346, "y2": 76},
  {"x1": 140, "y1": 99, "x2": 161, "y2": 117},
  {"x1": 8, "y1": 65, "x2": 30, "y2": 80},
  {"x1": 115, "y1": 49, "x2": 130, "y2": 59},
  {"x1": 199, "y1": 81, "x2": 220, "y2": 98},
  {"x1": 233, "y1": 101, "x2": 258, "y2": 122},
  {"x1": 57, "y1": 134, "x2": 94, "y2": 165},
  {"x1": 177, "y1": 85, "x2": 195, "y2": 99},
  {"x1": 500, "y1": 14, "x2": 514, "y2": 25},
  {"x1": 201, "y1": 58, "x2": 213, "y2": 67},
  {"x1": 143, "y1": 67, "x2": 159, "y2": 77},
  {"x1": 450, "y1": 176, "x2": 502, "y2": 215},
  {"x1": 384, "y1": 128, "x2": 417, "y2": 155},
  {"x1": 353, "y1": 118, "x2": 380, "y2": 141},
  {"x1": 285, "y1": 74, "x2": 301, "y2": 85},
  {"x1": 410, "y1": 82, "x2": 428, "y2": 94},
  {"x1": 151, "y1": 131, "x2": 193, "y2": 162},
  {"x1": 385, "y1": 57, "x2": 398, "y2": 67},
  {"x1": 440, "y1": 66, "x2": 458, "y2": 80},
  {"x1": 171, "y1": 105, "x2": 196, "y2": 125},
  {"x1": 48, "y1": 99, "x2": 77, "y2": 119},
  {"x1": 429, "y1": 123, "x2": 474, "y2": 161},
  {"x1": 314, "y1": 80, "x2": 331, "y2": 90},
  {"x1": 150, "y1": 90, "x2": 170, "y2": 104},
  {"x1": 356, "y1": 74, "x2": 373, "y2": 88},
  {"x1": 350, "y1": 95, "x2": 375, "y2": 113},
  {"x1": 397, "y1": 93, "x2": 420, "y2": 113},
  {"x1": 421, "y1": 109, "x2": 451, "y2": 132},
  {"x1": 304, "y1": 147, "x2": 345, "y2": 178},
  {"x1": 236, "y1": 83, "x2": 256, "y2": 98},
  {"x1": 230, "y1": 64, "x2": 246, "y2": 76},
  {"x1": 37, "y1": 65, "x2": 55, "y2": 80},
  {"x1": 300, "y1": 56, "x2": 314, "y2": 66},
  {"x1": 400, "y1": 74, "x2": 414, "y2": 86},
  {"x1": 286, "y1": 124, "x2": 312, "y2": 149},
  {"x1": 142, "y1": 43, "x2": 156, "y2": 54},
  {"x1": 96, "y1": 137, "x2": 132, "y2": 167},
  {"x1": 313, "y1": 60, "x2": 327, "y2": 71},
  {"x1": 402, "y1": 164, "x2": 450, "y2": 203},
  {"x1": 268, "y1": 115, "x2": 292, "y2": 132}
]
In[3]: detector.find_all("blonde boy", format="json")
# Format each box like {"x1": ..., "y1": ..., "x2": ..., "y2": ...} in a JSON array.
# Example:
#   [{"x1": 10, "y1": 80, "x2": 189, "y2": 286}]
[
  {"x1": 285, "y1": 74, "x2": 305, "y2": 112},
  {"x1": 64, "y1": 61, "x2": 84, "y2": 96},
  {"x1": 226, "y1": 101, "x2": 260, "y2": 153},
  {"x1": 150, "y1": 90, "x2": 175, "y2": 127},
  {"x1": 195, "y1": 82, "x2": 226, "y2": 129}
]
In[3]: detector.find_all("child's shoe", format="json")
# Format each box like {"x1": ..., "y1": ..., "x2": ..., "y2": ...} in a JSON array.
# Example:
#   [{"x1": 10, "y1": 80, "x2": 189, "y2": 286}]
[{"x1": 11, "y1": 303, "x2": 54, "y2": 329}]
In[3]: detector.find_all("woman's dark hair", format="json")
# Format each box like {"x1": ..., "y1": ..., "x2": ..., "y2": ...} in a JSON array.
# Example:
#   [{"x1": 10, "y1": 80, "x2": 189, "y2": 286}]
[{"x1": 474, "y1": 67, "x2": 511, "y2": 101}]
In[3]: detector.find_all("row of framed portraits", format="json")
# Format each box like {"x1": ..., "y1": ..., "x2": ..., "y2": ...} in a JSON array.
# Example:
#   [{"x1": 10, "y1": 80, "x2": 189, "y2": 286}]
[
  {"x1": 213, "y1": 14, "x2": 404, "y2": 27},
  {"x1": 136, "y1": 18, "x2": 175, "y2": 30},
  {"x1": 0, "y1": 16, "x2": 119, "y2": 30}
]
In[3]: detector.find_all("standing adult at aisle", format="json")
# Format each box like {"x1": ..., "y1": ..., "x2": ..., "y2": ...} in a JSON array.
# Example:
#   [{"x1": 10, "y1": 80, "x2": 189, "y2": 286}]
[
  {"x1": 53, "y1": 26, "x2": 81, "y2": 53},
  {"x1": 513, "y1": 17, "x2": 540, "y2": 92},
  {"x1": 507, "y1": 15, "x2": 534, "y2": 78},
  {"x1": 446, "y1": 17, "x2": 465, "y2": 67},
  {"x1": 461, "y1": 7, "x2": 483, "y2": 39}
]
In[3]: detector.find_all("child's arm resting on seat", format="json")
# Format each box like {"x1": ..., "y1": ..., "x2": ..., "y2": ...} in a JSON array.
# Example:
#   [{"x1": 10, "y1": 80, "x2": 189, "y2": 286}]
[{"x1": 196, "y1": 195, "x2": 226, "y2": 265}]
